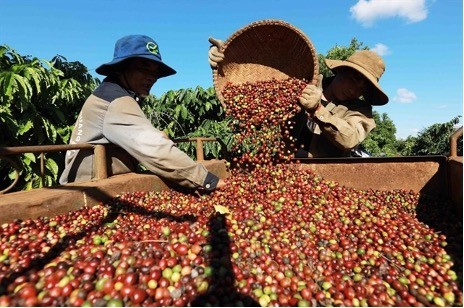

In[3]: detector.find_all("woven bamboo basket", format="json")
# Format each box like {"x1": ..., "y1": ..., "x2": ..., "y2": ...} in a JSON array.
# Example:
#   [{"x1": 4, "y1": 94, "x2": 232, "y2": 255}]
[{"x1": 212, "y1": 19, "x2": 319, "y2": 107}]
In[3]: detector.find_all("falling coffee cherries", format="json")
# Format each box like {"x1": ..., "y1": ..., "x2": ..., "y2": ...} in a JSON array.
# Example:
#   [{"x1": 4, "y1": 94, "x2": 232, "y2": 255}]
[{"x1": 222, "y1": 77, "x2": 308, "y2": 168}]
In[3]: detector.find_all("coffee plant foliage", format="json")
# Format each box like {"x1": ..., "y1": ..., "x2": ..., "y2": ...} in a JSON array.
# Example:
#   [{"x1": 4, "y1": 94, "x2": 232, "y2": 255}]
[
  {"x1": 0, "y1": 45, "x2": 99, "y2": 191},
  {"x1": 401, "y1": 116, "x2": 463, "y2": 156},
  {"x1": 361, "y1": 111, "x2": 398, "y2": 157},
  {"x1": 318, "y1": 38, "x2": 368, "y2": 79},
  {"x1": 141, "y1": 86, "x2": 234, "y2": 160}
]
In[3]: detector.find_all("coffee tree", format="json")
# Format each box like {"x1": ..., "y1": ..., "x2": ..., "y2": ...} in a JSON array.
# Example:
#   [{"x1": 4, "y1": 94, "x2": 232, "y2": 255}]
[
  {"x1": 362, "y1": 112, "x2": 398, "y2": 157},
  {"x1": 318, "y1": 38, "x2": 368, "y2": 79},
  {"x1": 398, "y1": 116, "x2": 463, "y2": 156},
  {"x1": 0, "y1": 45, "x2": 98, "y2": 191},
  {"x1": 141, "y1": 86, "x2": 233, "y2": 160}
]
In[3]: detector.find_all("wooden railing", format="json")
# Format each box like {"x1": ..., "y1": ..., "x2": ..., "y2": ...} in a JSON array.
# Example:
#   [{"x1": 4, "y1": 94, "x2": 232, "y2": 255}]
[
  {"x1": 450, "y1": 126, "x2": 463, "y2": 157},
  {"x1": 0, "y1": 137, "x2": 220, "y2": 194}
]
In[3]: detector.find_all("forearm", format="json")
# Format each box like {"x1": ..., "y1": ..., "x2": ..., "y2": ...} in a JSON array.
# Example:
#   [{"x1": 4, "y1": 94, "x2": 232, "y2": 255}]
[{"x1": 103, "y1": 98, "x2": 218, "y2": 190}]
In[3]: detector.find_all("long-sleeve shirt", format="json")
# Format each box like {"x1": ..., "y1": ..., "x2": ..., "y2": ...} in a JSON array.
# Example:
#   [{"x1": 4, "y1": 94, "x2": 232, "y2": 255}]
[
  {"x1": 59, "y1": 79, "x2": 219, "y2": 190},
  {"x1": 294, "y1": 99, "x2": 376, "y2": 157}
]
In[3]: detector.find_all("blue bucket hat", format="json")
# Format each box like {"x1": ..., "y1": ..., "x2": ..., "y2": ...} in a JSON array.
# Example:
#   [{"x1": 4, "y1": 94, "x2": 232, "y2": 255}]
[{"x1": 95, "y1": 35, "x2": 176, "y2": 78}]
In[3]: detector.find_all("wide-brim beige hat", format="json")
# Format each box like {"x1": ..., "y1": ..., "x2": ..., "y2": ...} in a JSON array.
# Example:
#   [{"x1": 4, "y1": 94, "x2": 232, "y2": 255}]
[{"x1": 325, "y1": 50, "x2": 389, "y2": 106}]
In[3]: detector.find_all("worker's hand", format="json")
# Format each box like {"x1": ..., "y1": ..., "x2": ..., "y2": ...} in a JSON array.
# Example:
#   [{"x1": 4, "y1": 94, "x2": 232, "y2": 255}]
[
  {"x1": 298, "y1": 74, "x2": 323, "y2": 114},
  {"x1": 208, "y1": 37, "x2": 224, "y2": 69},
  {"x1": 195, "y1": 178, "x2": 227, "y2": 196}
]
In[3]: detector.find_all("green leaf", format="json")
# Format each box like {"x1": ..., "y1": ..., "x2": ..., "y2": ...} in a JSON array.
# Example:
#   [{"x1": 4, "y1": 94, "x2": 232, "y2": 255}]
[
  {"x1": 214, "y1": 205, "x2": 230, "y2": 214},
  {"x1": 24, "y1": 181, "x2": 33, "y2": 191},
  {"x1": 23, "y1": 152, "x2": 36, "y2": 164},
  {"x1": 181, "y1": 105, "x2": 188, "y2": 119},
  {"x1": 31, "y1": 176, "x2": 42, "y2": 189},
  {"x1": 56, "y1": 126, "x2": 73, "y2": 143},
  {"x1": 174, "y1": 104, "x2": 181, "y2": 119},
  {"x1": 0, "y1": 109, "x2": 18, "y2": 138},
  {"x1": 0, "y1": 45, "x2": 8, "y2": 58},
  {"x1": 205, "y1": 101, "x2": 212, "y2": 111},
  {"x1": 22, "y1": 66, "x2": 42, "y2": 95},
  {"x1": 18, "y1": 119, "x2": 34, "y2": 135},
  {"x1": 46, "y1": 158, "x2": 59, "y2": 180},
  {"x1": 41, "y1": 117, "x2": 57, "y2": 143},
  {"x1": 0, "y1": 71, "x2": 14, "y2": 98},
  {"x1": 13, "y1": 71, "x2": 33, "y2": 102}
]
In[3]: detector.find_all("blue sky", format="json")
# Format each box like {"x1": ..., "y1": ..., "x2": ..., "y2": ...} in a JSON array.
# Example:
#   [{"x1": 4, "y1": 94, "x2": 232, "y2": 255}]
[{"x1": 1, "y1": 0, "x2": 462, "y2": 139}]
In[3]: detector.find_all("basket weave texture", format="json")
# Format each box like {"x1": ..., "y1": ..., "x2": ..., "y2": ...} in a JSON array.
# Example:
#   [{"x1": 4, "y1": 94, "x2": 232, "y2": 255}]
[{"x1": 213, "y1": 19, "x2": 319, "y2": 105}]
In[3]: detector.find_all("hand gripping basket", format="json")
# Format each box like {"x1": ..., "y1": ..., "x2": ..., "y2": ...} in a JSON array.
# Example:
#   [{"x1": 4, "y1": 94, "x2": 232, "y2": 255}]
[{"x1": 212, "y1": 19, "x2": 319, "y2": 106}]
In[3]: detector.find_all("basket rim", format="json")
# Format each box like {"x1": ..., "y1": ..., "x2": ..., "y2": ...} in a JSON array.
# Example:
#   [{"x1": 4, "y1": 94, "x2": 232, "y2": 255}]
[{"x1": 212, "y1": 19, "x2": 319, "y2": 105}]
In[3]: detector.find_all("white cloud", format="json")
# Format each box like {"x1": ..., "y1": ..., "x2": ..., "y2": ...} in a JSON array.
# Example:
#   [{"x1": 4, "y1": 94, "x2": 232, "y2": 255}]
[
  {"x1": 394, "y1": 88, "x2": 417, "y2": 103},
  {"x1": 370, "y1": 43, "x2": 390, "y2": 56},
  {"x1": 350, "y1": 0, "x2": 428, "y2": 27}
]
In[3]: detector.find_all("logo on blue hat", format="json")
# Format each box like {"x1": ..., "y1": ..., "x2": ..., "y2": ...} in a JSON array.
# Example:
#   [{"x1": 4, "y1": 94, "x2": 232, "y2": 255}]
[{"x1": 146, "y1": 42, "x2": 159, "y2": 55}]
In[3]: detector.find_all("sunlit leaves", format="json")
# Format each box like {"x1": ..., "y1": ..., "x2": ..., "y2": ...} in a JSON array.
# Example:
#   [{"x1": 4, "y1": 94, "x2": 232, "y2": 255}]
[
  {"x1": 141, "y1": 86, "x2": 232, "y2": 160},
  {"x1": 41, "y1": 117, "x2": 58, "y2": 143},
  {"x1": 407, "y1": 116, "x2": 462, "y2": 156},
  {"x1": 0, "y1": 105, "x2": 18, "y2": 144},
  {"x1": 17, "y1": 119, "x2": 34, "y2": 136},
  {"x1": 22, "y1": 153, "x2": 36, "y2": 164},
  {"x1": 46, "y1": 158, "x2": 59, "y2": 180},
  {"x1": 361, "y1": 111, "x2": 398, "y2": 157},
  {"x1": 0, "y1": 45, "x2": 98, "y2": 192},
  {"x1": 319, "y1": 38, "x2": 368, "y2": 78}
]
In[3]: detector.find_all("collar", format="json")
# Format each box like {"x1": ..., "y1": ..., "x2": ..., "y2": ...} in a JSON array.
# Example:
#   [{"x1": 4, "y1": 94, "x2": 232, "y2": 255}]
[{"x1": 104, "y1": 77, "x2": 143, "y2": 103}]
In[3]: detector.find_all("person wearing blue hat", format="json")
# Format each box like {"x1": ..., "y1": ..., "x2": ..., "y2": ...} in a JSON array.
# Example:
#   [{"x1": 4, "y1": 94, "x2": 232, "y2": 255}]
[{"x1": 60, "y1": 35, "x2": 226, "y2": 192}]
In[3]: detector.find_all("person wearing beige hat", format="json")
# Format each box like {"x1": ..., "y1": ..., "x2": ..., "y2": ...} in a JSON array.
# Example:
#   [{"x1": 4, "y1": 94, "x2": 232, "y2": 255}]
[
  {"x1": 208, "y1": 37, "x2": 388, "y2": 158},
  {"x1": 295, "y1": 50, "x2": 389, "y2": 157}
]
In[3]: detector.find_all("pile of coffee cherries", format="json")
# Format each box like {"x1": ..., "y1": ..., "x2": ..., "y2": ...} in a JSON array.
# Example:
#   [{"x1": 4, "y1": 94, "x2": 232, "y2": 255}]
[{"x1": 0, "y1": 164, "x2": 461, "y2": 306}]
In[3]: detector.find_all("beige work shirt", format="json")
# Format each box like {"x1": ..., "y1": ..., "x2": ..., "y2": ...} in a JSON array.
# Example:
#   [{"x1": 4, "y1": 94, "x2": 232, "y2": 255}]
[
  {"x1": 303, "y1": 99, "x2": 376, "y2": 157},
  {"x1": 59, "y1": 80, "x2": 218, "y2": 190}
]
